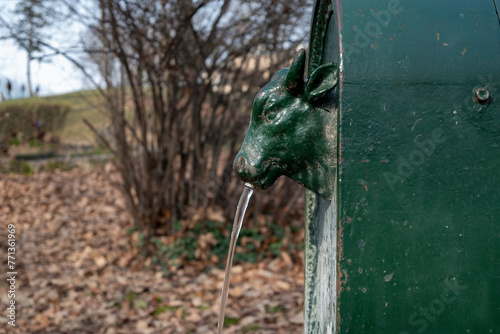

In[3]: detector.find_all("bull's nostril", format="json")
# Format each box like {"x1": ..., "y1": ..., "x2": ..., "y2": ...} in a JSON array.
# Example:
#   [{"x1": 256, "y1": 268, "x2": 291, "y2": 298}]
[{"x1": 236, "y1": 156, "x2": 247, "y2": 173}]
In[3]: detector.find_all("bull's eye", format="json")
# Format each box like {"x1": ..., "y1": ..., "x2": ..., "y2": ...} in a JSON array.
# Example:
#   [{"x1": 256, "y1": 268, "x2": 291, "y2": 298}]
[
  {"x1": 264, "y1": 97, "x2": 279, "y2": 123},
  {"x1": 265, "y1": 109, "x2": 279, "y2": 122}
]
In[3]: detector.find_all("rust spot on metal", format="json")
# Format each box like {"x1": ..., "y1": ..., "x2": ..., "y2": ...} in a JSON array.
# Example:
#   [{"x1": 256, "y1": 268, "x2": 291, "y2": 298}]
[
  {"x1": 337, "y1": 214, "x2": 347, "y2": 297},
  {"x1": 337, "y1": 215, "x2": 353, "y2": 299},
  {"x1": 338, "y1": 266, "x2": 348, "y2": 292},
  {"x1": 337, "y1": 219, "x2": 344, "y2": 261},
  {"x1": 461, "y1": 45, "x2": 468, "y2": 56},
  {"x1": 338, "y1": 134, "x2": 344, "y2": 165},
  {"x1": 337, "y1": 264, "x2": 342, "y2": 286}
]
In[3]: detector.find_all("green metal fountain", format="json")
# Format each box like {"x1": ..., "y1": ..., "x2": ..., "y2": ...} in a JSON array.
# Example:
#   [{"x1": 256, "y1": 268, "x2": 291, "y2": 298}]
[{"x1": 235, "y1": 0, "x2": 500, "y2": 332}]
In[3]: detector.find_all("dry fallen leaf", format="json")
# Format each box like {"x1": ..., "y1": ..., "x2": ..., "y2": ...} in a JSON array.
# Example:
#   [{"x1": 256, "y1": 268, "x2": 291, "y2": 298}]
[{"x1": 0, "y1": 167, "x2": 305, "y2": 334}]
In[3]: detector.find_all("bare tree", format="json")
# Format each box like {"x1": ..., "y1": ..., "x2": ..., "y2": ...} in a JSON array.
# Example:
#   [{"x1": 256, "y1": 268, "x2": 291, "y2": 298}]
[
  {"x1": 0, "y1": 0, "x2": 310, "y2": 236},
  {"x1": 77, "y1": 0, "x2": 312, "y2": 237},
  {"x1": 0, "y1": 0, "x2": 55, "y2": 97}
]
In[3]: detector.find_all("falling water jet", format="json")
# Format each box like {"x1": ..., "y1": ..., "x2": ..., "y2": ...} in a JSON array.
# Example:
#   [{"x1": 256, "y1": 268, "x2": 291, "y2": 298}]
[{"x1": 216, "y1": 182, "x2": 254, "y2": 334}]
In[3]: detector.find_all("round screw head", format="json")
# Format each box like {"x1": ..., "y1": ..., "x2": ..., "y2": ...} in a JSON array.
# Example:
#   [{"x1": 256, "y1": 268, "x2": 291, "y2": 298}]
[{"x1": 474, "y1": 87, "x2": 490, "y2": 104}]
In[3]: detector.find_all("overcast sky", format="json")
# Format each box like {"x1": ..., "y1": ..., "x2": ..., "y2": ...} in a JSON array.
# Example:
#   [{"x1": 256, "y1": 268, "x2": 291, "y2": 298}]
[
  {"x1": 0, "y1": 0, "x2": 90, "y2": 98},
  {"x1": 0, "y1": 40, "x2": 88, "y2": 98}
]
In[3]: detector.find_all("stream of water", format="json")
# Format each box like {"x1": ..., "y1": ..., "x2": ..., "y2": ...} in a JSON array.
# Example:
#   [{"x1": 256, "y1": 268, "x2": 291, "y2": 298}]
[{"x1": 216, "y1": 183, "x2": 254, "y2": 334}]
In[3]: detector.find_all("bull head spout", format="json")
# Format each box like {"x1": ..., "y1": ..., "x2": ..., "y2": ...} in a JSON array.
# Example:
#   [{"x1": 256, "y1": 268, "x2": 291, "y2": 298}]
[{"x1": 234, "y1": 49, "x2": 338, "y2": 200}]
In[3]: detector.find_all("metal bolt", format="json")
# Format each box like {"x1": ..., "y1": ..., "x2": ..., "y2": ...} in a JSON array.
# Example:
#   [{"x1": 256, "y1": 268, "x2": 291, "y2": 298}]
[{"x1": 474, "y1": 87, "x2": 490, "y2": 104}]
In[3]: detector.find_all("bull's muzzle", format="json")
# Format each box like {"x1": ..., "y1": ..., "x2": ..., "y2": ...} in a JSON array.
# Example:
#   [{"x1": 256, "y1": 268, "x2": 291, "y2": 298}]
[{"x1": 233, "y1": 153, "x2": 278, "y2": 190}]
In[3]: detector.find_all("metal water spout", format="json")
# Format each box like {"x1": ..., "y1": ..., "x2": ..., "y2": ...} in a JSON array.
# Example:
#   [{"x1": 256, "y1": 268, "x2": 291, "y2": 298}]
[{"x1": 233, "y1": 49, "x2": 338, "y2": 200}]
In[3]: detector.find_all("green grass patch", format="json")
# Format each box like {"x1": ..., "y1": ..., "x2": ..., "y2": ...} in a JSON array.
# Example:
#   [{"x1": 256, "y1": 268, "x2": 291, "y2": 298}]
[
  {"x1": 153, "y1": 305, "x2": 180, "y2": 316},
  {"x1": 243, "y1": 324, "x2": 261, "y2": 331},
  {"x1": 224, "y1": 317, "x2": 239, "y2": 326},
  {"x1": 43, "y1": 90, "x2": 106, "y2": 143},
  {"x1": 45, "y1": 160, "x2": 74, "y2": 171},
  {"x1": 267, "y1": 304, "x2": 282, "y2": 313},
  {"x1": 6, "y1": 160, "x2": 32, "y2": 175}
]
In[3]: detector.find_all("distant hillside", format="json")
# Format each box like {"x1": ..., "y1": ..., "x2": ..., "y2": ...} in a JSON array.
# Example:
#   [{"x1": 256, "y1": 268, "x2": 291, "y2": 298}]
[{"x1": 4, "y1": 89, "x2": 107, "y2": 145}]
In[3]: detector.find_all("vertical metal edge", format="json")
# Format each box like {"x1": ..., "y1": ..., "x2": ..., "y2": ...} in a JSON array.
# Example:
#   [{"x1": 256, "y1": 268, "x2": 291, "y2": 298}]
[
  {"x1": 334, "y1": 0, "x2": 343, "y2": 332},
  {"x1": 304, "y1": 0, "x2": 340, "y2": 332}
]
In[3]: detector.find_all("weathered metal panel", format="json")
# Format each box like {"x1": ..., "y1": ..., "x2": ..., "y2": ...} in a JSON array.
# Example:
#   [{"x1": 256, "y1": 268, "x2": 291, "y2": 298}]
[
  {"x1": 337, "y1": 0, "x2": 500, "y2": 332},
  {"x1": 304, "y1": 0, "x2": 340, "y2": 332}
]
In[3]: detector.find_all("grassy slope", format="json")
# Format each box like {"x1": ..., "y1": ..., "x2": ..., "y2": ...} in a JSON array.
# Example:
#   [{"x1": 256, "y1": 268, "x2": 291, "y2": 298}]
[
  {"x1": 42, "y1": 89, "x2": 107, "y2": 144},
  {"x1": 4, "y1": 89, "x2": 107, "y2": 145}
]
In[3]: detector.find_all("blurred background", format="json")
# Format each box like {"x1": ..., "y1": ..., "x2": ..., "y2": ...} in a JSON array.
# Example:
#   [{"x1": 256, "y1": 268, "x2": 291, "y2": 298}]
[{"x1": 0, "y1": 0, "x2": 313, "y2": 332}]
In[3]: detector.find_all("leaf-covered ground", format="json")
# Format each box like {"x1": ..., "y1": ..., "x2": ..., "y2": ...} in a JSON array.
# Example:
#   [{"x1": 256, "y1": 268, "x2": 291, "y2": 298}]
[{"x1": 0, "y1": 165, "x2": 305, "y2": 333}]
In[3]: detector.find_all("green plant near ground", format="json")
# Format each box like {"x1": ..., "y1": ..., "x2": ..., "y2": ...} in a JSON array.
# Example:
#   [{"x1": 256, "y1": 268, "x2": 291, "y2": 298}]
[
  {"x1": 243, "y1": 324, "x2": 261, "y2": 332},
  {"x1": 224, "y1": 317, "x2": 239, "y2": 326},
  {"x1": 44, "y1": 160, "x2": 74, "y2": 171},
  {"x1": 7, "y1": 160, "x2": 33, "y2": 175},
  {"x1": 152, "y1": 305, "x2": 179, "y2": 316},
  {"x1": 266, "y1": 304, "x2": 283, "y2": 313},
  {"x1": 147, "y1": 219, "x2": 290, "y2": 275},
  {"x1": 69, "y1": 147, "x2": 104, "y2": 158}
]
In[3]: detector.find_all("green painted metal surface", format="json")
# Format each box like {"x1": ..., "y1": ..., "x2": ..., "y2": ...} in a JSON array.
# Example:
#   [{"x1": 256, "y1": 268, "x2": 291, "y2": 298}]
[{"x1": 337, "y1": 0, "x2": 500, "y2": 332}]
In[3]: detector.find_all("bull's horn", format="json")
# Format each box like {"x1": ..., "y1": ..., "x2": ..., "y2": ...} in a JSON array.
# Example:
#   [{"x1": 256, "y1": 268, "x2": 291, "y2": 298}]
[{"x1": 283, "y1": 49, "x2": 306, "y2": 95}]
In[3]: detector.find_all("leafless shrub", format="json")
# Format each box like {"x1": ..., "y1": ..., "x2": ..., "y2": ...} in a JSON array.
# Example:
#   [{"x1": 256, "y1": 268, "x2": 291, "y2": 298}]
[{"x1": 77, "y1": 0, "x2": 311, "y2": 236}]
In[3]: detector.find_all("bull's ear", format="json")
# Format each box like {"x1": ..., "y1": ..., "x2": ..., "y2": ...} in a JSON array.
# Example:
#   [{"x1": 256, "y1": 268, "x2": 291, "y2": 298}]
[
  {"x1": 283, "y1": 49, "x2": 306, "y2": 95},
  {"x1": 304, "y1": 62, "x2": 338, "y2": 102}
]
